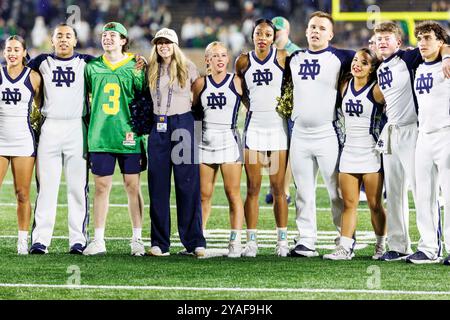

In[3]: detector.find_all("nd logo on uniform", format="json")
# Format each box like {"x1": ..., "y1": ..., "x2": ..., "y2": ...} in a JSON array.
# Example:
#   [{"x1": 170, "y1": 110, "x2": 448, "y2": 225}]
[
  {"x1": 1, "y1": 88, "x2": 21, "y2": 105},
  {"x1": 298, "y1": 59, "x2": 320, "y2": 80},
  {"x1": 415, "y1": 73, "x2": 433, "y2": 94},
  {"x1": 252, "y1": 68, "x2": 273, "y2": 86},
  {"x1": 52, "y1": 66, "x2": 76, "y2": 87},
  {"x1": 378, "y1": 67, "x2": 393, "y2": 89},
  {"x1": 345, "y1": 99, "x2": 363, "y2": 117},
  {"x1": 206, "y1": 92, "x2": 227, "y2": 110}
]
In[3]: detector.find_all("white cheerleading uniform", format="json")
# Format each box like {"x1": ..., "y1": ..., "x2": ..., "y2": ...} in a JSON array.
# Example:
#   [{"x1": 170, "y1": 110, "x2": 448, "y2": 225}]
[
  {"x1": 414, "y1": 58, "x2": 450, "y2": 259},
  {"x1": 0, "y1": 66, "x2": 35, "y2": 157},
  {"x1": 29, "y1": 53, "x2": 93, "y2": 249},
  {"x1": 199, "y1": 73, "x2": 242, "y2": 164},
  {"x1": 288, "y1": 46, "x2": 354, "y2": 250},
  {"x1": 339, "y1": 79, "x2": 384, "y2": 173},
  {"x1": 375, "y1": 48, "x2": 423, "y2": 255},
  {"x1": 243, "y1": 47, "x2": 287, "y2": 151}
]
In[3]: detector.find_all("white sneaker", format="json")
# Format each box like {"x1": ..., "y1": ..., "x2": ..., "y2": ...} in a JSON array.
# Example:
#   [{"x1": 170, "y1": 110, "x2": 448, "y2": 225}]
[
  {"x1": 130, "y1": 239, "x2": 145, "y2": 256},
  {"x1": 276, "y1": 241, "x2": 289, "y2": 257},
  {"x1": 149, "y1": 246, "x2": 170, "y2": 256},
  {"x1": 227, "y1": 242, "x2": 242, "y2": 258},
  {"x1": 323, "y1": 245, "x2": 353, "y2": 260},
  {"x1": 82, "y1": 239, "x2": 106, "y2": 256},
  {"x1": 178, "y1": 246, "x2": 206, "y2": 258},
  {"x1": 242, "y1": 241, "x2": 258, "y2": 257},
  {"x1": 17, "y1": 239, "x2": 28, "y2": 255},
  {"x1": 372, "y1": 244, "x2": 385, "y2": 260}
]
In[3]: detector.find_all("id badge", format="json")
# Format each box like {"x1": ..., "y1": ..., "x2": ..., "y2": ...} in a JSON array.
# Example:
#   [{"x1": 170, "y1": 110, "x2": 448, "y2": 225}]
[{"x1": 156, "y1": 115, "x2": 168, "y2": 133}]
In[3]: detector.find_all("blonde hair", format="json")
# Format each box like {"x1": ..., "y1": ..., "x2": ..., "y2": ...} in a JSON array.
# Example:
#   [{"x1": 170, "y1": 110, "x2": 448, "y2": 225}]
[
  {"x1": 374, "y1": 21, "x2": 403, "y2": 40},
  {"x1": 204, "y1": 41, "x2": 228, "y2": 75},
  {"x1": 148, "y1": 44, "x2": 189, "y2": 90}
]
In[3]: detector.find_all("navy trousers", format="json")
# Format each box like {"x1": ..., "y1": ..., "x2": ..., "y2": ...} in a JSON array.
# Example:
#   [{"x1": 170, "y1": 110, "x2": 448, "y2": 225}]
[{"x1": 147, "y1": 112, "x2": 206, "y2": 253}]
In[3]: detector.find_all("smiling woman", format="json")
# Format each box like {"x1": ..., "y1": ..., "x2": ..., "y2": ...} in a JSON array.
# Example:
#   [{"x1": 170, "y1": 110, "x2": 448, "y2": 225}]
[{"x1": 0, "y1": 35, "x2": 42, "y2": 255}]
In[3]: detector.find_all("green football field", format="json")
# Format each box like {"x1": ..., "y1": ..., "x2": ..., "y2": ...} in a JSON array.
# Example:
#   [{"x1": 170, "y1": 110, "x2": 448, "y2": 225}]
[{"x1": 0, "y1": 165, "x2": 449, "y2": 301}]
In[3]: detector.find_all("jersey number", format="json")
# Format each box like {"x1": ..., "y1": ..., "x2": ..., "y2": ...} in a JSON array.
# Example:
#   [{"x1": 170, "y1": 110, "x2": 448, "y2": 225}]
[{"x1": 102, "y1": 83, "x2": 120, "y2": 115}]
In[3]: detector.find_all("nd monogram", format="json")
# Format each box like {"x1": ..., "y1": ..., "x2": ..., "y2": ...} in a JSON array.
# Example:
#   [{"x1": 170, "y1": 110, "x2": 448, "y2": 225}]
[
  {"x1": 1, "y1": 88, "x2": 21, "y2": 105},
  {"x1": 415, "y1": 73, "x2": 433, "y2": 94},
  {"x1": 345, "y1": 99, "x2": 363, "y2": 117},
  {"x1": 52, "y1": 66, "x2": 75, "y2": 87},
  {"x1": 252, "y1": 69, "x2": 273, "y2": 86},
  {"x1": 378, "y1": 66, "x2": 393, "y2": 89},
  {"x1": 298, "y1": 59, "x2": 320, "y2": 80},
  {"x1": 207, "y1": 92, "x2": 227, "y2": 110}
]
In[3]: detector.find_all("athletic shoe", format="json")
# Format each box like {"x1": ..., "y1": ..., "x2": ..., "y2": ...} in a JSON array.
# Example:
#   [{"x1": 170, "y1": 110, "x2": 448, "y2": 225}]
[
  {"x1": 323, "y1": 245, "x2": 353, "y2": 260},
  {"x1": 443, "y1": 255, "x2": 450, "y2": 266},
  {"x1": 69, "y1": 243, "x2": 85, "y2": 255},
  {"x1": 17, "y1": 238, "x2": 28, "y2": 255},
  {"x1": 148, "y1": 246, "x2": 170, "y2": 256},
  {"x1": 82, "y1": 240, "x2": 106, "y2": 256},
  {"x1": 227, "y1": 242, "x2": 242, "y2": 258},
  {"x1": 379, "y1": 250, "x2": 408, "y2": 261},
  {"x1": 289, "y1": 244, "x2": 319, "y2": 258},
  {"x1": 265, "y1": 192, "x2": 274, "y2": 204},
  {"x1": 130, "y1": 239, "x2": 145, "y2": 256},
  {"x1": 372, "y1": 244, "x2": 385, "y2": 260},
  {"x1": 29, "y1": 242, "x2": 48, "y2": 254},
  {"x1": 276, "y1": 241, "x2": 289, "y2": 257},
  {"x1": 178, "y1": 247, "x2": 206, "y2": 257},
  {"x1": 242, "y1": 241, "x2": 258, "y2": 257},
  {"x1": 406, "y1": 251, "x2": 442, "y2": 264}
]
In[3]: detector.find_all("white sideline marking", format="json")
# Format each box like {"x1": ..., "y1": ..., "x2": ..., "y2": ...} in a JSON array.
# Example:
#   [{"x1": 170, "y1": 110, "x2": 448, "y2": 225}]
[
  {"x1": 0, "y1": 283, "x2": 449, "y2": 296},
  {"x1": 0, "y1": 202, "x2": 379, "y2": 212},
  {"x1": 1, "y1": 180, "x2": 305, "y2": 188}
]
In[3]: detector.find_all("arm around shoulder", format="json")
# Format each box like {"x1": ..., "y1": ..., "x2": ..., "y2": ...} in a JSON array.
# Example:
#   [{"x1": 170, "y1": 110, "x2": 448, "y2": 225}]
[
  {"x1": 235, "y1": 53, "x2": 249, "y2": 79},
  {"x1": 372, "y1": 83, "x2": 385, "y2": 105}
]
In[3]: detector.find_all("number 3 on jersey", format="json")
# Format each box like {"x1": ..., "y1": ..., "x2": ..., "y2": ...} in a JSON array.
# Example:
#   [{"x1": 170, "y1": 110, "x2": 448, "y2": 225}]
[{"x1": 102, "y1": 83, "x2": 120, "y2": 115}]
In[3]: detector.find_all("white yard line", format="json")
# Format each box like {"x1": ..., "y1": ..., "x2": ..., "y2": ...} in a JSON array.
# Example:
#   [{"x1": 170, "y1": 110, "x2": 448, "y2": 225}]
[
  {"x1": 0, "y1": 180, "x2": 319, "y2": 188},
  {"x1": 0, "y1": 283, "x2": 448, "y2": 296},
  {"x1": 0, "y1": 202, "x2": 378, "y2": 211}
]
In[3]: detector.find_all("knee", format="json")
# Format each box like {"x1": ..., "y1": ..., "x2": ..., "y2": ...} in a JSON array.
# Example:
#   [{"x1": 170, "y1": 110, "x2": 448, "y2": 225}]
[
  {"x1": 270, "y1": 182, "x2": 285, "y2": 196},
  {"x1": 343, "y1": 198, "x2": 358, "y2": 211},
  {"x1": 124, "y1": 180, "x2": 140, "y2": 196},
  {"x1": 368, "y1": 199, "x2": 384, "y2": 215},
  {"x1": 201, "y1": 187, "x2": 213, "y2": 202},
  {"x1": 95, "y1": 182, "x2": 111, "y2": 195},
  {"x1": 15, "y1": 188, "x2": 30, "y2": 204},
  {"x1": 224, "y1": 187, "x2": 241, "y2": 203},
  {"x1": 246, "y1": 182, "x2": 261, "y2": 197}
]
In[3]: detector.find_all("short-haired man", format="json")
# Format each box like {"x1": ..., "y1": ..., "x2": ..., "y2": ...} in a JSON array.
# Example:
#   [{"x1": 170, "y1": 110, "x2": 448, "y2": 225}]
[
  {"x1": 374, "y1": 21, "x2": 450, "y2": 261},
  {"x1": 287, "y1": 11, "x2": 354, "y2": 257},
  {"x1": 405, "y1": 21, "x2": 450, "y2": 265}
]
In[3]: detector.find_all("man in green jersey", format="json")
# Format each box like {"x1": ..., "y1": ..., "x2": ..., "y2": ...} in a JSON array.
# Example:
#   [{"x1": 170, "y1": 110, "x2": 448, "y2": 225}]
[{"x1": 83, "y1": 22, "x2": 147, "y2": 256}]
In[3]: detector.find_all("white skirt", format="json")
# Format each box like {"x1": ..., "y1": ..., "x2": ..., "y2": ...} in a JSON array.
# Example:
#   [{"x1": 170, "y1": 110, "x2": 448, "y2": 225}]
[
  {"x1": 243, "y1": 110, "x2": 288, "y2": 151},
  {"x1": 199, "y1": 126, "x2": 243, "y2": 164},
  {"x1": 339, "y1": 145, "x2": 381, "y2": 173},
  {"x1": 0, "y1": 115, "x2": 35, "y2": 157}
]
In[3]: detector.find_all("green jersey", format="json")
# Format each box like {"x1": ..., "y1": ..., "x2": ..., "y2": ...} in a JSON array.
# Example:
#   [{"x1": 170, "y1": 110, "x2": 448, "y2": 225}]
[{"x1": 85, "y1": 53, "x2": 146, "y2": 153}]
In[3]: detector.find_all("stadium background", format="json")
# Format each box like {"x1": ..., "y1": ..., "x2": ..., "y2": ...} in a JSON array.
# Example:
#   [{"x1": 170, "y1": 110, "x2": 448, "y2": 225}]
[
  {"x1": 0, "y1": 0, "x2": 450, "y2": 301},
  {"x1": 1, "y1": 0, "x2": 449, "y2": 70}
]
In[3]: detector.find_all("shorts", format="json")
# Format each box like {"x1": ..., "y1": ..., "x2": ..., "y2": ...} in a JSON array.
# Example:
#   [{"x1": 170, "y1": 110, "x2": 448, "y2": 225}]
[{"x1": 89, "y1": 152, "x2": 146, "y2": 176}]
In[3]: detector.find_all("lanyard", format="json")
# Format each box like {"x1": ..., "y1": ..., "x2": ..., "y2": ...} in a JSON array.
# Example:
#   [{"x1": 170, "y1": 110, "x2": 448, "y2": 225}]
[{"x1": 156, "y1": 64, "x2": 174, "y2": 115}]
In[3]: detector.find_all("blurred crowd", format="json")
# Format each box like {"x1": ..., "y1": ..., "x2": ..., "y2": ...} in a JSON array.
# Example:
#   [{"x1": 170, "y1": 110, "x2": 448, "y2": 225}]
[{"x1": 0, "y1": 0, "x2": 449, "y2": 58}]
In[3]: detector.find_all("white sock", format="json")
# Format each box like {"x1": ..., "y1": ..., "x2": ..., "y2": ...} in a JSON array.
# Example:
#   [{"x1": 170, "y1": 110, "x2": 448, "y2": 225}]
[
  {"x1": 340, "y1": 236, "x2": 355, "y2": 252},
  {"x1": 132, "y1": 228, "x2": 142, "y2": 241},
  {"x1": 94, "y1": 228, "x2": 105, "y2": 242},
  {"x1": 229, "y1": 230, "x2": 242, "y2": 244},
  {"x1": 18, "y1": 230, "x2": 28, "y2": 242},
  {"x1": 246, "y1": 229, "x2": 257, "y2": 242},
  {"x1": 376, "y1": 235, "x2": 386, "y2": 247},
  {"x1": 276, "y1": 227, "x2": 288, "y2": 242}
]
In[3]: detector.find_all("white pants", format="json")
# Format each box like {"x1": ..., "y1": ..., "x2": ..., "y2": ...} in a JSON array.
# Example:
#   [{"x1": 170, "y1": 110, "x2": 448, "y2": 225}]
[
  {"x1": 415, "y1": 128, "x2": 450, "y2": 258},
  {"x1": 290, "y1": 131, "x2": 343, "y2": 250},
  {"x1": 382, "y1": 123, "x2": 417, "y2": 254},
  {"x1": 32, "y1": 118, "x2": 89, "y2": 248}
]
